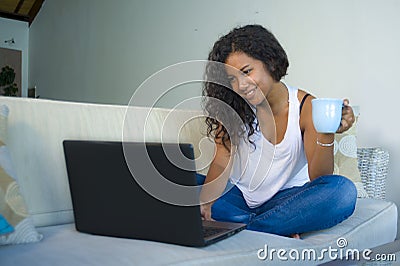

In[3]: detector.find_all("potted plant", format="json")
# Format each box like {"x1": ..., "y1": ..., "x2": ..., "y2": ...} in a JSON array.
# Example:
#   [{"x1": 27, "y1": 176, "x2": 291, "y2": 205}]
[{"x1": 0, "y1": 65, "x2": 19, "y2": 96}]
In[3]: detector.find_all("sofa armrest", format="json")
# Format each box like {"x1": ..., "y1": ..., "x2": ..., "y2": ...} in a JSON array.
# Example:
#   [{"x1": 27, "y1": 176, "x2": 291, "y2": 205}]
[{"x1": 357, "y1": 147, "x2": 389, "y2": 200}]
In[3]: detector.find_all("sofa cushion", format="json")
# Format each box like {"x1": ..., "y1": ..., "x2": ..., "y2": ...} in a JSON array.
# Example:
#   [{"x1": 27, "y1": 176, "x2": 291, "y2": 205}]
[
  {"x1": 0, "y1": 104, "x2": 43, "y2": 245},
  {"x1": 333, "y1": 111, "x2": 368, "y2": 198},
  {"x1": 0, "y1": 198, "x2": 396, "y2": 265}
]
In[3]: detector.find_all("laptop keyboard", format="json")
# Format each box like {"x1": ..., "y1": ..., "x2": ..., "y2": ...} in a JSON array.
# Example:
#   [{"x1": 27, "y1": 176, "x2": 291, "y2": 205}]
[{"x1": 203, "y1": 227, "x2": 230, "y2": 238}]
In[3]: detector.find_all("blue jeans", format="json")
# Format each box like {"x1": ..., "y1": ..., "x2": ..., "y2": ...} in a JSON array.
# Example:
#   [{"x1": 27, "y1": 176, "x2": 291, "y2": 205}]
[{"x1": 197, "y1": 174, "x2": 357, "y2": 237}]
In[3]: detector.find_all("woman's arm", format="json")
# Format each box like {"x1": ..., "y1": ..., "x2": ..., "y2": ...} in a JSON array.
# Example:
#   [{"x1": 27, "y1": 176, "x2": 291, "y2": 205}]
[
  {"x1": 200, "y1": 137, "x2": 233, "y2": 220},
  {"x1": 299, "y1": 91, "x2": 354, "y2": 181}
]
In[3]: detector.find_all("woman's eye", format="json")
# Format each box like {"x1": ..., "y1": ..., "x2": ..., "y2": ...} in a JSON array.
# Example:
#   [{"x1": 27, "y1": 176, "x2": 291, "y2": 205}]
[
  {"x1": 227, "y1": 76, "x2": 235, "y2": 83},
  {"x1": 242, "y1": 69, "x2": 252, "y2": 75}
]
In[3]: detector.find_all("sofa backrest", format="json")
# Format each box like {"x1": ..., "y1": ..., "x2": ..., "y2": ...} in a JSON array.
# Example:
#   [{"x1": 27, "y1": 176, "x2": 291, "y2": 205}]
[{"x1": 0, "y1": 97, "x2": 213, "y2": 227}]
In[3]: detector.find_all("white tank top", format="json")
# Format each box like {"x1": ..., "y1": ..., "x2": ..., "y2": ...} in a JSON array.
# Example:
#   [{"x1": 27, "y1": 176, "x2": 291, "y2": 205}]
[{"x1": 230, "y1": 84, "x2": 310, "y2": 208}]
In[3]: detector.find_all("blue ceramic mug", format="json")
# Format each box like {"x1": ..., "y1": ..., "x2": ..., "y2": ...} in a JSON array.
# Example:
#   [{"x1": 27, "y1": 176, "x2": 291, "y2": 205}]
[{"x1": 311, "y1": 98, "x2": 343, "y2": 133}]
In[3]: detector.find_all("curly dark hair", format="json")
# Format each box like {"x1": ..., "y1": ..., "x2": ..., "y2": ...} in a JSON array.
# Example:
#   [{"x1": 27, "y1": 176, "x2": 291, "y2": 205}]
[{"x1": 202, "y1": 24, "x2": 289, "y2": 151}]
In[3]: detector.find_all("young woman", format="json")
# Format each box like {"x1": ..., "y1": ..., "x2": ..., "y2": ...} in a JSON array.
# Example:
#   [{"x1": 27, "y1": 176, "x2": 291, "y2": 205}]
[{"x1": 200, "y1": 25, "x2": 357, "y2": 238}]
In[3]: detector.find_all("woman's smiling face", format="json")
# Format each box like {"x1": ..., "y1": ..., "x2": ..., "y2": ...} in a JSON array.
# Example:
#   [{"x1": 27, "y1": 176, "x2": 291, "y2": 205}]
[{"x1": 225, "y1": 52, "x2": 276, "y2": 106}]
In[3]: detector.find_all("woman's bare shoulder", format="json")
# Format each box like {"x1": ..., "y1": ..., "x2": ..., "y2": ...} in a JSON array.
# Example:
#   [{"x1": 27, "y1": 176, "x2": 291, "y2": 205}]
[{"x1": 297, "y1": 89, "x2": 315, "y2": 103}]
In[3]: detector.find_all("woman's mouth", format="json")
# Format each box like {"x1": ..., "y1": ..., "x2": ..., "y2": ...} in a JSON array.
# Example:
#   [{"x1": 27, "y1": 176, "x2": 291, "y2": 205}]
[{"x1": 243, "y1": 88, "x2": 256, "y2": 98}]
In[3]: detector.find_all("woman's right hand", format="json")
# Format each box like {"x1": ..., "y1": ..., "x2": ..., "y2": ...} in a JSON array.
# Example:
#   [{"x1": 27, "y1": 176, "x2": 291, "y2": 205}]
[
  {"x1": 200, "y1": 202, "x2": 215, "y2": 221},
  {"x1": 199, "y1": 133, "x2": 231, "y2": 222}
]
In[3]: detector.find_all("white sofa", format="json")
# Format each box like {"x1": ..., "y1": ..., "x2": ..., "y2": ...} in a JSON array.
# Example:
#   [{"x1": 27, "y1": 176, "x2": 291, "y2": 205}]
[{"x1": 0, "y1": 96, "x2": 397, "y2": 265}]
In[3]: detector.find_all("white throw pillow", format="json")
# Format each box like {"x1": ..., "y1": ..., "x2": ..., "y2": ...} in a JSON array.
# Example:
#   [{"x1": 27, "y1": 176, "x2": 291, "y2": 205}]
[
  {"x1": 333, "y1": 110, "x2": 368, "y2": 198},
  {"x1": 0, "y1": 104, "x2": 43, "y2": 245}
]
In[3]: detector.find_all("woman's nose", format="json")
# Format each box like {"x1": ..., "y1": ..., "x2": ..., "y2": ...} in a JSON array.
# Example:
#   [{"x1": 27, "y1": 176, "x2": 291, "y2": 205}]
[{"x1": 238, "y1": 75, "x2": 250, "y2": 91}]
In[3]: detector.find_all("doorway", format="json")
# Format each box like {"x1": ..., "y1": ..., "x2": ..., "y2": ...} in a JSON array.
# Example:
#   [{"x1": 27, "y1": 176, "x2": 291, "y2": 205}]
[{"x1": 0, "y1": 47, "x2": 22, "y2": 97}]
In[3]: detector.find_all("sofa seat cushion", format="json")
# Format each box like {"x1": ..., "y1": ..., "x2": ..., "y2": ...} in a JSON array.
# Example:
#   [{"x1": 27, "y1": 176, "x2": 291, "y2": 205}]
[{"x1": 0, "y1": 198, "x2": 396, "y2": 265}]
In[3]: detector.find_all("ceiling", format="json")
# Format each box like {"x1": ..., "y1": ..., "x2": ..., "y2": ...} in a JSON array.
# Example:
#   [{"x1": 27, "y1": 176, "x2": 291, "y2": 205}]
[{"x1": 0, "y1": 0, "x2": 44, "y2": 26}]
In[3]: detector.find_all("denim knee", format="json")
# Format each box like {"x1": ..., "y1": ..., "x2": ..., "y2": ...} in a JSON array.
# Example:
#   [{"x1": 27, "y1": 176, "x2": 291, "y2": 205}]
[
  {"x1": 211, "y1": 199, "x2": 254, "y2": 224},
  {"x1": 324, "y1": 175, "x2": 357, "y2": 221},
  {"x1": 196, "y1": 173, "x2": 206, "y2": 185}
]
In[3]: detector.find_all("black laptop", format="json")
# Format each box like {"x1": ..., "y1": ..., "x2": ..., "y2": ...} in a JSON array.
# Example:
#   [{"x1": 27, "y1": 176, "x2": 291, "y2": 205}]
[{"x1": 63, "y1": 140, "x2": 246, "y2": 247}]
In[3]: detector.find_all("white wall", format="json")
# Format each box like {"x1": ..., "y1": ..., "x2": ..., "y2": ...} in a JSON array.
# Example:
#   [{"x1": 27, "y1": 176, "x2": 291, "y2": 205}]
[
  {"x1": 29, "y1": 0, "x2": 400, "y2": 237},
  {"x1": 0, "y1": 17, "x2": 29, "y2": 97}
]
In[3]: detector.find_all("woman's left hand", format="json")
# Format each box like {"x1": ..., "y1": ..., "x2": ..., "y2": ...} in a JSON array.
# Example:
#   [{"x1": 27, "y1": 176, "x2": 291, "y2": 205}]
[{"x1": 336, "y1": 99, "x2": 355, "y2": 133}]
